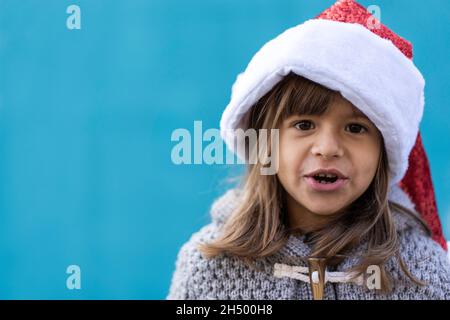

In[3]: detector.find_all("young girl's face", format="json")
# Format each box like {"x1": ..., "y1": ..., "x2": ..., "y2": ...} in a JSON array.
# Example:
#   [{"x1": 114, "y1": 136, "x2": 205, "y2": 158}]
[{"x1": 277, "y1": 95, "x2": 382, "y2": 218}]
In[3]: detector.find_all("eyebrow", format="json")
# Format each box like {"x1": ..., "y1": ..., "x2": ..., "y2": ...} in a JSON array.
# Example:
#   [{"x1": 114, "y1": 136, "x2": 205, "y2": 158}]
[{"x1": 349, "y1": 108, "x2": 367, "y2": 119}]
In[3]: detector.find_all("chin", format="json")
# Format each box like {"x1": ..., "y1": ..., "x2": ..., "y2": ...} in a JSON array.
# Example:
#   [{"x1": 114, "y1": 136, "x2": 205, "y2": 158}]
[
  {"x1": 303, "y1": 202, "x2": 346, "y2": 216},
  {"x1": 309, "y1": 207, "x2": 341, "y2": 216}
]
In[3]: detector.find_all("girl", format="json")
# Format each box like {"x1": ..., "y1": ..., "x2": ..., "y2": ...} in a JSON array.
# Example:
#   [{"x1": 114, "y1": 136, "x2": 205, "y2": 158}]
[{"x1": 167, "y1": 0, "x2": 450, "y2": 299}]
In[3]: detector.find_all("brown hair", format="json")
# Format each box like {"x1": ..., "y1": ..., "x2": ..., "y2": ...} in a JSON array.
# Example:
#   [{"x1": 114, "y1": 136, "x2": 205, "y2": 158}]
[{"x1": 198, "y1": 72, "x2": 431, "y2": 292}]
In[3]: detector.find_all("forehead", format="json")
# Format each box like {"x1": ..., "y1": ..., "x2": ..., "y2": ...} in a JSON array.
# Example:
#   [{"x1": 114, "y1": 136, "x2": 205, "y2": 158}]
[
  {"x1": 330, "y1": 98, "x2": 368, "y2": 119},
  {"x1": 349, "y1": 106, "x2": 366, "y2": 118}
]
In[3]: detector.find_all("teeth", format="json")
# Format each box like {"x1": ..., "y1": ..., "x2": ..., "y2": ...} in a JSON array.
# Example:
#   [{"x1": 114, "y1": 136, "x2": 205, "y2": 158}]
[{"x1": 316, "y1": 173, "x2": 337, "y2": 178}]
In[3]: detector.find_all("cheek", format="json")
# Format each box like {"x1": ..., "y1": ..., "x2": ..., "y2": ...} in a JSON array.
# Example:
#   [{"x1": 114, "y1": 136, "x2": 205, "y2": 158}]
[
  {"x1": 279, "y1": 135, "x2": 302, "y2": 171},
  {"x1": 278, "y1": 135, "x2": 306, "y2": 188},
  {"x1": 353, "y1": 143, "x2": 380, "y2": 181}
]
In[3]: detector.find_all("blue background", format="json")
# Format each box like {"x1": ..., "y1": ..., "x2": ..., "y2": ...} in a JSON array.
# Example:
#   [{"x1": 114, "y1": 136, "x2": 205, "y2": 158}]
[{"x1": 0, "y1": 0, "x2": 448, "y2": 299}]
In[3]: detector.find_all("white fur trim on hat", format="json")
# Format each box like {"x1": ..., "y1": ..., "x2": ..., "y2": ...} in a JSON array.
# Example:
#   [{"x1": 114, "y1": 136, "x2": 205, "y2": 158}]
[{"x1": 220, "y1": 19, "x2": 425, "y2": 186}]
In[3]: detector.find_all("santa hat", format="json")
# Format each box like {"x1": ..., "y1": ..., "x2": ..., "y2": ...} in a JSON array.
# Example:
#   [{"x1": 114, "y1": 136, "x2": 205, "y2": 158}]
[{"x1": 220, "y1": 0, "x2": 447, "y2": 250}]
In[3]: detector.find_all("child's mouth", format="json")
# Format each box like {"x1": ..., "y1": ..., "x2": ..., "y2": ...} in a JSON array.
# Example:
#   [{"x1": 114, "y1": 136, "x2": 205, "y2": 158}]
[{"x1": 304, "y1": 175, "x2": 348, "y2": 192}]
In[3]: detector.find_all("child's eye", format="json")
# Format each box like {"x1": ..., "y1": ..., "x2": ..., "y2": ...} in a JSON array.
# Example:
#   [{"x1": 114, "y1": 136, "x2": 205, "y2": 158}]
[
  {"x1": 346, "y1": 123, "x2": 367, "y2": 134},
  {"x1": 293, "y1": 121, "x2": 368, "y2": 134},
  {"x1": 294, "y1": 120, "x2": 314, "y2": 131}
]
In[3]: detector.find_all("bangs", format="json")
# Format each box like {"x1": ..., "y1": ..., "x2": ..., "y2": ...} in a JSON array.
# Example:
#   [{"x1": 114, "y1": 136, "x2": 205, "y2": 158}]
[
  {"x1": 278, "y1": 72, "x2": 338, "y2": 122},
  {"x1": 245, "y1": 72, "x2": 341, "y2": 130}
]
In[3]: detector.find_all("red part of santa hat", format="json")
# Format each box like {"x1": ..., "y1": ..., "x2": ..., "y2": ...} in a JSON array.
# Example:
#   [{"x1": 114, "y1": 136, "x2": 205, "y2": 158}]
[
  {"x1": 320, "y1": 0, "x2": 446, "y2": 250},
  {"x1": 401, "y1": 135, "x2": 447, "y2": 250}
]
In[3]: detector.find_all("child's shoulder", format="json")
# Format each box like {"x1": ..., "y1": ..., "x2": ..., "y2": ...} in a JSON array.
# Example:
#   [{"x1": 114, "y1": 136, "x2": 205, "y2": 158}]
[
  {"x1": 177, "y1": 188, "x2": 242, "y2": 256},
  {"x1": 395, "y1": 214, "x2": 449, "y2": 270},
  {"x1": 209, "y1": 188, "x2": 244, "y2": 225},
  {"x1": 389, "y1": 204, "x2": 450, "y2": 298},
  {"x1": 390, "y1": 195, "x2": 449, "y2": 266},
  {"x1": 166, "y1": 189, "x2": 244, "y2": 299},
  {"x1": 166, "y1": 221, "x2": 221, "y2": 299},
  {"x1": 175, "y1": 188, "x2": 244, "y2": 264},
  {"x1": 167, "y1": 188, "x2": 290, "y2": 299},
  {"x1": 389, "y1": 184, "x2": 447, "y2": 255}
]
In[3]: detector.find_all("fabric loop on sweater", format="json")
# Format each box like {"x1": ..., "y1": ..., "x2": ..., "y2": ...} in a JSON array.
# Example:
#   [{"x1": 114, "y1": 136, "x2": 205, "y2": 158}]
[{"x1": 273, "y1": 263, "x2": 364, "y2": 286}]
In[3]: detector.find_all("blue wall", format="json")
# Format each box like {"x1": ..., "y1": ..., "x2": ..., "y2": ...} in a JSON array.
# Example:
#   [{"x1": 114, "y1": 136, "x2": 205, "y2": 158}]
[{"x1": 0, "y1": 0, "x2": 448, "y2": 299}]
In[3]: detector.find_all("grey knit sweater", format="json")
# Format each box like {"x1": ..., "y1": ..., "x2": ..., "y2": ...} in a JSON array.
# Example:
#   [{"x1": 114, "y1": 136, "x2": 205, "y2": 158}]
[{"x1": 167, "y1": 186, "x2": 450, "y2": 299}]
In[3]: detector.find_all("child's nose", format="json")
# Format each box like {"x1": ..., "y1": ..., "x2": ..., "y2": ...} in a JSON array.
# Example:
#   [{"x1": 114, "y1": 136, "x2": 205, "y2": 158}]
[{"x1": 310, "y1": 131, "x2": 344, "y2": 159}]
